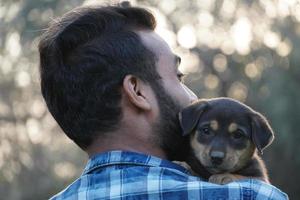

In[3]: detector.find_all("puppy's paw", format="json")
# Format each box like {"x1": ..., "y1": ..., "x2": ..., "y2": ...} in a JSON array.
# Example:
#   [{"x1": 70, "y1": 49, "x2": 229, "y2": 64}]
[
  {"x1": 209, "y1": 173, "x2": 241, "y2": 184},
  {"x1": 173, "y1": 161, "x2": 197, "y2": 175},
  {"x1": 173, "y1": 161, "x2": 192, "y2": 170}
]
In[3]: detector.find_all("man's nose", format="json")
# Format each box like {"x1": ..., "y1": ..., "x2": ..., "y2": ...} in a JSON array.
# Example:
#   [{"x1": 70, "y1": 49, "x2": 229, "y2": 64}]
[{"x1": 182, "y1": 84, "x2": 198, "y2": 103}]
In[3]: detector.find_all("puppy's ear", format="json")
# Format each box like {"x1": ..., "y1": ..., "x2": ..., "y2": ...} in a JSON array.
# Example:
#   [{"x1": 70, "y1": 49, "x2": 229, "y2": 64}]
[
  {"x1": 179, "y1": 100, "x2": 208, "y2": 136},
  {"x1": 250, "y1": 112, "x2": 274, "y2": 154}
]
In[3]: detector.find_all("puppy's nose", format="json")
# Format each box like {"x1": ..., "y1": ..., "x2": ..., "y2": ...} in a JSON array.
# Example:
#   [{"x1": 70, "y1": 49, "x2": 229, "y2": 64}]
[{"x1": 210, "y1": 151, "x2": 225, "y2": 166}]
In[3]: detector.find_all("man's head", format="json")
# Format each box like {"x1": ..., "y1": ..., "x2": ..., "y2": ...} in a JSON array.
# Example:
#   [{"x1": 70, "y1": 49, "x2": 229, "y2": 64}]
[
  {"x1": 39, "y1": 3, "x2": 196, "y2": 158},
  {"x1": 137, "y1": 31, "x2": 197, "y2": 159}
]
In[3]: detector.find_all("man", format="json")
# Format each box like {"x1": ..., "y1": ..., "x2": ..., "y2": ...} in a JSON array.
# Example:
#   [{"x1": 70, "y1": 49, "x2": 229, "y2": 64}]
[{"x1": 39, "y1": 3, "x2": 288, "y2": 199}]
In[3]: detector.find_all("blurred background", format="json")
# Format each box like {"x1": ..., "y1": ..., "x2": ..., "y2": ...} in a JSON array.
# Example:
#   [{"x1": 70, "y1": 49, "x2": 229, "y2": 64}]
[{"x1": 0, "y1": 0, "x2": 299, "y2": 199}]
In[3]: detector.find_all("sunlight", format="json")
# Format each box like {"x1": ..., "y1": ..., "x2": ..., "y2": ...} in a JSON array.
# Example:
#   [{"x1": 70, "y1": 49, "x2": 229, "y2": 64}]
[
  {"x1": 15, "y1": 71, "x2": 31, "y2": 88},
  {"x1": 30, "y1": 99, "x2": 46, "y2": 118},
  {"x1": 227, "y1": 81, "x2": 248, "y2": 102},
  {"x1": 54, "y1": 162, "x2": 77, "y2": 179},
  {"x1": 153, "y1": 7, "x2": 177, "y2": 48},
  {"x1": 150, "y1": 7, "x2": 167, "y2": 28},
  {"x1": 178, "y1": 52, "x2": 202, "y2": 74},
  {"x1": 231, "y1": 17, "x2": 252, "y2": 55},
  {"x1": 220, "y1": 0, "x2": 236, "y2": 19},
  {"x1": 4, "y1": 2, "x2": 21, "y2": 22},
  {"x1": 260, "y1": 0, "x2": 277, "y2": 18},
  {"x1": 197, "y1": 0, "x2": 215, "y2": 11},
  {"x1": 221, "y1": 40, "x2": 235, "y2": 55},
  {"x1": 204, "y1": 74, "x2": 219, "y2": 90},
  {"x1": 198, "y1": 11, "x2": 214, "y2": 28},
  {"x1": 156, "y1": 28, "x2": 177, "y2": 48},
  {"x1": 5, "y1": 32, "x2": 21, "y2": 58},
  {"x1": 264, "y1": 31, "x2": 280, "y2": 49},
  {"x1": 159, "y1": 0, "x2": 176, "y2": 14},
  {"x1": 209, "y1": 28, "x2": 226, "y2": 49},
  {"x1": 177, "y1": 25, "x2": 197, "y2": 49},
  {"x1": 26, "y1": 118, "x2": 43, "y2": 144},
  {"x1": 277, "y1": 39, "x2": 292, "y2": 57},
  {"x1": 245, "y1": 63, "x2": 261, "y2": 79},
  {"x1": 213, "y1": 54, "x2": 228, "y2": 73},
  {"x1": 292, "y1": 4, "x2": 300, "y2": 22},
  {"x1": 277, "y1": 0, "x2": 291, "y2": 18},
  {"x1": 197, "y1": 28, "x2": 213, "y2": 47}
]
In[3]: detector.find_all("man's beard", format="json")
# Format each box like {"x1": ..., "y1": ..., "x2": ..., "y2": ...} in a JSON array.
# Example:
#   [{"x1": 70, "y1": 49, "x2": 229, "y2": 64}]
[{"x1": 151, "y1": 82, "x2": 190, "y2": 161}]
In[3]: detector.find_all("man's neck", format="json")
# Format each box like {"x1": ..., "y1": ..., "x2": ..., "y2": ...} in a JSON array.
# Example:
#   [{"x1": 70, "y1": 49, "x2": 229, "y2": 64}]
[{"x1": 86, "y1": 131, "x2": 167, "y2": 159}]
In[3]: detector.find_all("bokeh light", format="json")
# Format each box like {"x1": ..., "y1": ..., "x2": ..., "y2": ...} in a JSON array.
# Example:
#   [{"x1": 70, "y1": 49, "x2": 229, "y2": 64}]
[
  {"x1": 213, "y1": 54, "x2": 228, "y2": 73},
  {"x1": 54, "y1": 162, "x2": 77, "y2": 179},
  {"x1": 231, "y1": 17, "x2": 252, "y2": 55},
  {"x1": 178, "y1": 52, "x2": 203, "y2": 74},
  {"x1": 204, "y1": 74, "x2": 219, "y2": 90},
  {"x1": 177, "y1": 25, "x2": 197, "y2": 49},
  {"x1": 244, "y1": 63, "x2": 261, "y2": 80},
  {"x1": 227, "y1": 81, "x2": 248, "y2": 102}
]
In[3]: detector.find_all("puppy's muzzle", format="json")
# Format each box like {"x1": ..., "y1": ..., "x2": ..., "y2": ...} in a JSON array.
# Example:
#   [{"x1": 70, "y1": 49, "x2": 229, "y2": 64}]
[{"x1": 210, "y1": 151, "x2": 225, "y2": 166}]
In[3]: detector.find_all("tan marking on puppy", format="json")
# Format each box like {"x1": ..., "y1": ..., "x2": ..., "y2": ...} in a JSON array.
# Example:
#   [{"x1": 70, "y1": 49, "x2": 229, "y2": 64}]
[
  {"x1": 210, "y1": 120, "x2": 219, "y2": 131},
  {"x1": 191, "y1": 129, "x2": 255, "y2": 174},
  {"x1": 228, "y1": 122, "x2": 238, "y2": 133},
  {"x1": 224, "y1": 142, "x2": 255, "y2": 172},
  {"x1": 190, "y1": 133, "x2": 210, "y2": 167}
]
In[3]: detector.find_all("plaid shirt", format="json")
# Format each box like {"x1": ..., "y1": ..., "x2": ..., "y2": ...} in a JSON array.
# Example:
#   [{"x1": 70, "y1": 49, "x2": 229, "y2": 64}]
[{"x1": 50, "y1": 151, "x2": 288, "y2": 200}]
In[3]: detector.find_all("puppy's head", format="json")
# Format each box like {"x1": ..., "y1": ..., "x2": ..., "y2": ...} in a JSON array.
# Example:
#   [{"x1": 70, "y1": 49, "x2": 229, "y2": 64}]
[{"x1": 179, "y1": 97, "x2": 274, "y2": 174}]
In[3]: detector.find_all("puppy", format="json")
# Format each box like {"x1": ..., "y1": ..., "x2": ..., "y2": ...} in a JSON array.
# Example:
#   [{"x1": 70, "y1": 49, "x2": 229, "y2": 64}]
[{"x1": 179, "y1": 97, "x2": 274, "y2": 184}]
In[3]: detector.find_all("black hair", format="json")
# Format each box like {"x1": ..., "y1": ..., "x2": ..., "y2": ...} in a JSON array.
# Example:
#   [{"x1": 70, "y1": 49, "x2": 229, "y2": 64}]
[{"x1": 38, "y1": 4, "x2": 160, "y2": 149}]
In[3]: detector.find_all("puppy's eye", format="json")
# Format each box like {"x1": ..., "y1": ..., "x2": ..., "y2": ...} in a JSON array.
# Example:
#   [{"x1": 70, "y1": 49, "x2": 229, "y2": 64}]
[
  {"x1": 232, "y1": 130, "x2": 245, "y2": 139},
  {"x1": 201, "y1": 126, "x2": 211, "y2": 135}
]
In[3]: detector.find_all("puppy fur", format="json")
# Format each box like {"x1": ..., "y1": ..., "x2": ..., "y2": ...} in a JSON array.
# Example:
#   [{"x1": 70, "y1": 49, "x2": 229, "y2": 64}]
[{"x1": 179, "y1": 97, "x2": 274, "y2": 184}]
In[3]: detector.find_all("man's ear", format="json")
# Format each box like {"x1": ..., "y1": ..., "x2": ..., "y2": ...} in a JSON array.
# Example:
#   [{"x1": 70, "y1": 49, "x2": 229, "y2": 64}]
[
  {"x1": 250, "y1": 112, "x2": 275, "y2": 154},
  {"x1": 179, "y1": 100, "x2": 208, "y2": 136},
  {"x1": 122, "y1": 75, "x2": 151, "y2": 111}
]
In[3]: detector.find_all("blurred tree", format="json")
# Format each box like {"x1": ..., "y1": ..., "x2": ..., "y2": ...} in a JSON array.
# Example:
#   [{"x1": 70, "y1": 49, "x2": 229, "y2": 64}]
[
  {"x1": 0, "y1": 0, "x2": 299, "y2": 199},
  {"x1": 0, "y1": 0, "x2": 86, "y2": 199}
]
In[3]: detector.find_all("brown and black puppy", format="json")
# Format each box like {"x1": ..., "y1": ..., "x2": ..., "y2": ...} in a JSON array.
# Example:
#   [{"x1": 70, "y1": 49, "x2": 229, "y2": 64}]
[{"x1": 179, "y1": 97, "x2": 274, "y2": 184}]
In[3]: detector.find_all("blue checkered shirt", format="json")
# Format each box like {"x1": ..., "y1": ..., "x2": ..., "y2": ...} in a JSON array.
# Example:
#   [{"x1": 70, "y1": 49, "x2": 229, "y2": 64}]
[{"x1": 50, "y1": 151, "x2": 288, "y2": 199}]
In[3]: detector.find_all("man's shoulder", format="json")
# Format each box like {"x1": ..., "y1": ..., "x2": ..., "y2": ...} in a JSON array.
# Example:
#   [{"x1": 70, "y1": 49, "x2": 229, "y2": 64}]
[
  {"x1": 50, "y1": 151, "x2": 288, "y2": 200},
  {"x1": 50, "y1": 165, "x2": 288, "y2": 200},
  {"x1": 50, "y1": 164, "x2": 188, "y2": 199}
]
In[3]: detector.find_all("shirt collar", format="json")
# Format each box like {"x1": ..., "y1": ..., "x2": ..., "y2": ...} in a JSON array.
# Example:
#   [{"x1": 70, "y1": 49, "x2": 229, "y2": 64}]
[{"x1": 82, "y1": 150, "x2": 190, "y2": 175}]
